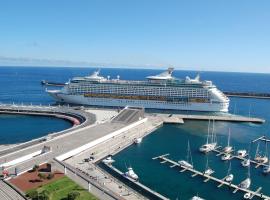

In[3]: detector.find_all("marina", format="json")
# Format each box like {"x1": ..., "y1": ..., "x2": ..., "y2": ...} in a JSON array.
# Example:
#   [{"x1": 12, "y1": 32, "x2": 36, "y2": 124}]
[{"x1": 153, "y1": 154, "x2": 270, "y2": 199}]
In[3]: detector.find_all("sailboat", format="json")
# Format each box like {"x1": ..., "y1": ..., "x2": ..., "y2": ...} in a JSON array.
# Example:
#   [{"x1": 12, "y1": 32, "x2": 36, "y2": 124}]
[
  {"x1": 239, "y1": 164, "x2": 251, "y2": 189},
  {"x1": 254, "y1": 140, "x2": 268, "y2": 164},
  {"x1": 179, "y1": 140, "x2": 193, "y2": 169},
  {"x1": 203, "y1": 155, "x2": 215, "y2": 176},
  {"x1": 263, "y1": 142, "x2": 270, "y2": 173},
  {"x1": 199, "y1": 120, "x2": 217, "y2": 153},
  {"x1": 225, "y1": 162, "x2": 234, "y2": 182},
  {"x1": 223, "y1": 128, "x2": 233, "y2": 153},
  {"x1": 221, "y1": 153, "x2": 231, "y2": 161},
  {"x1": 241, "y1": 144, "x2": 251, "y2": 167}
]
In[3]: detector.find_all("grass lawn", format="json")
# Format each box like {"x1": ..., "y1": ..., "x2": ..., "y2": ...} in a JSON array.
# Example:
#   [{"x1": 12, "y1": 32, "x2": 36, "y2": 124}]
[{"x1": 26, "y1": 176, "x2": 98, "y2": 200}]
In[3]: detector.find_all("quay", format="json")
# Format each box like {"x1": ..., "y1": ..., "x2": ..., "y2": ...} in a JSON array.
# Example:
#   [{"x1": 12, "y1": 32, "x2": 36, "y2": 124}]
[
  {"x1": 153, "y1": 154, "x2": 270, "y2": 199},
  {"x1": 152, "y1": 113, "x2": 265, "y2": 124},
  {"x1": 224, "y1": 91, "x2": 270, "y2": 99},
  {"x1": 0, "y1": 105, "x2": 163, "y2": 200}
]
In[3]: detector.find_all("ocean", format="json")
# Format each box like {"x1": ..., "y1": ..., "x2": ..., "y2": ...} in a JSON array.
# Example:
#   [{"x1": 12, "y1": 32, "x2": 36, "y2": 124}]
[{"x1": 0, "y1": 66, "x2": 270, "y2": 200}]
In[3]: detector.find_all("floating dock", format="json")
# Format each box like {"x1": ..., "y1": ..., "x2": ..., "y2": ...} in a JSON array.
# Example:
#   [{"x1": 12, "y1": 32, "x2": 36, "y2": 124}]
[
  {"x1": 224, "y1": 91, "x2": 270, "y2": 99},
  {"x1": 153, "y1": 154, "x2": 270, "y2": 199},
  {"x1": 176, "y1": 114, "x2": 265, "y2": 124},
  {"x1": 213, "y1": 146, "x2": 269, "y2": 169}
]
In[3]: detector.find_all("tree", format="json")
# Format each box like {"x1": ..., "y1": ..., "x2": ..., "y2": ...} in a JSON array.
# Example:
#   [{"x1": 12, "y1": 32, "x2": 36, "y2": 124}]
[
  {"x1": 32, "y1": 164, "x2": 39, "y2": 172},
  {"x1": 27, "y1": 190, "x2": 38, "y2": 199},
  {"x1": 39, "y1": 190, "x2": 49, "y2": 200},
  {"x1": 67, "y1": 191, "x2": 80, "y2": 200},
  {"x1": 38, "y1": 173, "x2": 46, "y2": 180},
  {"x1": 47, "y1": 172, "x2": 54, "y2": 180}
]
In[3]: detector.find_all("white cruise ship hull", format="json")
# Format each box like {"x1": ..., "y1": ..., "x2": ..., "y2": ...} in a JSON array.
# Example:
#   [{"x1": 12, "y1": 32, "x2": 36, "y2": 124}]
[{"x1": 49, "y1": 92, "x2": 229, "y2": 112}]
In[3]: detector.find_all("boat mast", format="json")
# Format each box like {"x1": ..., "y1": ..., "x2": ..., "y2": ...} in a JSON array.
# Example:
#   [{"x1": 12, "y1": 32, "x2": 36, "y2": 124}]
[
  {"x1": 227, "y1": 162, "x2": 232, "y2": 176},
  {"x1": 255, "y1": 141, "x2": 261, "y2": 159},
  {"x1": 187, "y1": 140, "x2": 193, "y2": 166},
  {"x1": 227, "y1": 128, "x2": 231, "y2": 147},
  {"x1": 206, "y1": 119, "x2": 210, "y2": 144}
]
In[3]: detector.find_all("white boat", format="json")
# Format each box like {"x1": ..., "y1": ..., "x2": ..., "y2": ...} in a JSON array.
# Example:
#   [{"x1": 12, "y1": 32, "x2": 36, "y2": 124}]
[
  {"x1": 134, "y1": 137, "x2": 142, "y2": 144},
  {"x1": 191, "y1": 195, "x2": 205, "y2": 200},
  {"x1": 244, "y1": 192, "x2": 252, "y2": 199},
  {"x1": 239, "y1": 178, "x2": 251, "y2": 189},
  {"x1": 179, "y1": 160, "x2": 193, "y2": 169},
  {"x1": 199, "y1": 120, "x2": 217, "y2": 153},
  {"x1": 241, "y1": 158, "x2": 251, "y2": 167},
  {"x1": 223, "y1": 128, "x2": 233, "y2": 153},
  {"x1": 237, "y1": 150, "x2": 247, "y2": 158},
  {"x1": 263, "y1": 147, "x2": 270, "y2": 174},
  {"x1": 179, "y1": 140, "x2": 193, "y2": 169},
  {"x1": 225, "y1": 174, "x2": 234, "y2": 182},
  {"x1": 124, "y1": 167, "x2": 138, "y2": 181},
  {"x1": 263, "y1": 165, "x2": 270, "y2": 174},
  {"x1": 47, "y1": 68, "x2": 229, "y2": 112},
  {"x1": 204, "y1": 156, "x2": 214, "y2": 175},
  {"x1": 254, "y1": 140, "x2": 268, "y2": 164},
  {"x1": 225, "y1": 162, "x2": 234, "y2": 182},
  {"x1": 239, "y1": 164, "x2": 251, "y2": 189},
  {"x1": 221, "y1": 153, "x2": 231, "y2": 161},
  {"x1": 102, "y1": 156, "x2": 115, "y2": 164}
]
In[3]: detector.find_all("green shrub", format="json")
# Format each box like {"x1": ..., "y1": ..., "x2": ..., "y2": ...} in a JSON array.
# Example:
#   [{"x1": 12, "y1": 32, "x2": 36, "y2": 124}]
[
  {"x1": 26, "y1": 190, "x2": 38, "y2": 199},
  {"x1": 47, "y1": 172, "x2": 54, "y2": 180},
  {"x1": 67, "y1": 191, "x2": 80, "y2": 200}
]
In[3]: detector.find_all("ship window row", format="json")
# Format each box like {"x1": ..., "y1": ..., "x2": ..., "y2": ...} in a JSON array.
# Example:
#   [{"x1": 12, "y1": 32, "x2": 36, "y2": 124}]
[
  {"x1": 68, "y1": 87, "x2": 209, "y2": 96},
  {"x1": 68, "y1": 88, "x2": 209, "y2": 96}
]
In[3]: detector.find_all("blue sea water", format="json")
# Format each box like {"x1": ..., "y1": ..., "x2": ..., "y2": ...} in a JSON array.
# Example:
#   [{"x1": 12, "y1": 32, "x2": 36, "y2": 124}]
[
  {"x1": 0, "y1": 114, "x2": 72, "y2": 145},
  {"x1": 0, "y1": 66, "x2": 270, "y2": 200}
]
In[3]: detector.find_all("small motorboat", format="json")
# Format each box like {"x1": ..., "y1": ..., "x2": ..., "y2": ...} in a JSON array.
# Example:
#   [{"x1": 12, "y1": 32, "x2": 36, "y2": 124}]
[
  {"x1": 244, "y1": 192, "x2": 252, "y2": 199},
  {"x1": 225, "y1": 174, "x2": 234, "y2": 182},
  {"x1": 134, "y1": 137, "x2": 142, "y2": 144},
  {"x1": 241, "y1": 159, "x2": 250, "y2": 167},
  {"x1": 237, "y1": 150, "x2": 247, "y2": 158},
  {"x1": 221, "y1": 153, "x2": 231, "y2": 161},
  {"x1": 102, "y1": 156, "x2": 115, "y2": 164},
  {"x1": 124, "y1": 167, "x2": 138, "y2": 181}
]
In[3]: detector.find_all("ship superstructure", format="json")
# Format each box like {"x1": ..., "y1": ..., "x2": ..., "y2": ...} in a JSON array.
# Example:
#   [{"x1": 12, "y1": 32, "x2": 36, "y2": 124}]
[{"x1": 47, "y1": 68, "x2": 229, "y2": 112}]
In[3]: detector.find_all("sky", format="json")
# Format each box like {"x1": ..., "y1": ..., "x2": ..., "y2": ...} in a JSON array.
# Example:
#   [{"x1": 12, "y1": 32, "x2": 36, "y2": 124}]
[{"x1": 0, "y1": 0, "x2": 270, "y2": 73}]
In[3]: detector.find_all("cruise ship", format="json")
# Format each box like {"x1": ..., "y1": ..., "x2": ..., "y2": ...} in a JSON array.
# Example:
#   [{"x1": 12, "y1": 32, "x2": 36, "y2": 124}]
[{"x1": 47, "y1": 68, "x2": 229, "y2": 112}]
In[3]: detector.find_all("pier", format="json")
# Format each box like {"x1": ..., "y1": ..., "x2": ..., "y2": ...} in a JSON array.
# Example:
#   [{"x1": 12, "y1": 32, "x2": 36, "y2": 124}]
[
  {"x1": 224, "y1": 91, "x2": 270, "y2": 99},
  {"x1": 102, "y1": 163, "x2": 169, "y2": 200},
  {"x1": 154, "y1": 113, "x2": 265, "y2": 124},
  {"x1": 153, "y1": 154, "x2": 270, "y2": 199}
]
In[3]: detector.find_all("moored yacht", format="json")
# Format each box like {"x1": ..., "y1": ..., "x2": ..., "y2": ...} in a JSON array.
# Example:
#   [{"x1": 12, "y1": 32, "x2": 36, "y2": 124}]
[
  {"x1": 179, "y1": 140, "x2": 193, "y2": 169},
  {"x1": 225, "y1": 162, "x2": 234, "y2": 182},
  {"x1": 199, "y1": 120, "x2": 217, "y2": 153},
  {"x1": 124, "y1": 167, "x2": 139, "y2": 181},
  {"x1": 102, "y1": 156, "x2": 115, "y2": 164},
  {"x1": 223, "y1": 128, "x2": 233, "y2": 153}
]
